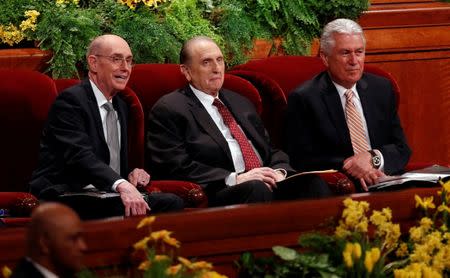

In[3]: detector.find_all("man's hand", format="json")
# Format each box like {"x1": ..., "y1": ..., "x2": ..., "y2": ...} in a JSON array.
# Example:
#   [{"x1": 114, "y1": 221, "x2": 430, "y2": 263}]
[
  {"x1": 343, "y1": 152, "x2": 385, "y2": 191},
  {"x1": 236, "y1": 167, "x2": 280, "y2": 191},
  {"x1": 128, "y1": 168, "x2": 151, "y2": 187},
  {"x1": 116, "y1": 181, "x2": 150, "y2": 216}
]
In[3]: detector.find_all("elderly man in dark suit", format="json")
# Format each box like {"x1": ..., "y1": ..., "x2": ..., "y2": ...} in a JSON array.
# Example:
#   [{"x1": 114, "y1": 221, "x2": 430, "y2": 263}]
[
  {"x1": 286, "y1": 19, "x2": 411, "y2": 191},
  {"x1": 147, "y1": 36, "x2": 330, "y2": 206},
  {"x1": 11, "y1": 203, "x2": 86, "y2": 278},
  {"x1": 30, "y1": 34, "x2": 183, "y2": 217}
]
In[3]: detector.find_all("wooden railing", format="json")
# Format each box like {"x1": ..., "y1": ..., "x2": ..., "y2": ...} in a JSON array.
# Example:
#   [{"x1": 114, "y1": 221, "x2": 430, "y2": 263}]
[{"x1": 0, "y1": 187, "x2": 439, "y2": 277}]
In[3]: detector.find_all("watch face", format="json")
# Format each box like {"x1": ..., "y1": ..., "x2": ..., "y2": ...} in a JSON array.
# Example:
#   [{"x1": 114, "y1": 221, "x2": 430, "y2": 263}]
[{"x1": 372, "y1": 156, "x2": 381, "y2": 167}]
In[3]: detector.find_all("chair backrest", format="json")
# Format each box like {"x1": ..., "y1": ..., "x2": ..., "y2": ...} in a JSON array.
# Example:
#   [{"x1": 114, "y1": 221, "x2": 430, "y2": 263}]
[
  {"x1": 229, "y1": 55, "x2": 401, "y2": 148},
  {"x1": 128, "y1": 63, "x2": 262, "y2": 115},
  {"x1": 0, "y1": 70, "x2": 58, "y2": 192},
  {"x1": 53, "y1": 79, "x2": 145, "y2": 170}
]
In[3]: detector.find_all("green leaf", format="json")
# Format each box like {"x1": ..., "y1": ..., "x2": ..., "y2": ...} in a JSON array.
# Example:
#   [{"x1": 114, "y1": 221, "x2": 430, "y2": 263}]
[{"x1": 272, "y1": 246, "x2": 298, "y2": 261}]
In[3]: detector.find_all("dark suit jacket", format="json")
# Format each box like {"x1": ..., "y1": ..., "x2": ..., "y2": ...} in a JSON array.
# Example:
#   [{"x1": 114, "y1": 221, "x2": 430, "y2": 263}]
[
  {"x1": 147, "y1": 86, "x2": 293, "y2": 194},
  {"x1": 11, "y1": 258, "x2": 45, "y2": 278},
  {"x1": 285, "y1": 71, "x2": 411, "y2": 175},
  {"x1": 30, "y1": 79, "x2": 129, "y2": 199}
]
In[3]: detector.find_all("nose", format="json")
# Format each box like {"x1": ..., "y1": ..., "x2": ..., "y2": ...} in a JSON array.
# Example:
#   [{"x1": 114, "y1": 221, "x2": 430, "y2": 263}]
[{"x1": 348, "y1": 53, "x2": 357, "y2": 64}]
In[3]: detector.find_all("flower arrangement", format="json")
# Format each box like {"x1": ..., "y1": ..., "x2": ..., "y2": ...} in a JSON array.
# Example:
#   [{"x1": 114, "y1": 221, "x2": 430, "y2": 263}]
[
  {"x1": 239, "y1": 178, "x2": 450, "y2": 277},
  {"x1": 130, "y1": 216, "x2": 227, "y2": 278},
  {"x1": 0, "y1": 0, "x2": 369, "y2": 78}
]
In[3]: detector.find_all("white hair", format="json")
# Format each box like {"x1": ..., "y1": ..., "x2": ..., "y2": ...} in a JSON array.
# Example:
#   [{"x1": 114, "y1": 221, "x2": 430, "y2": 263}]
[{"x1": 320, "y1": 18, "x2": 365, "y2": 55}]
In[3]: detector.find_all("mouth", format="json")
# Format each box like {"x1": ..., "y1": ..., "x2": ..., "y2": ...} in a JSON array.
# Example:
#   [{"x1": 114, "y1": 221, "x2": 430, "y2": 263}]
[{"x1": 114, "y1": 74, "x2": 129, "y2": 81}]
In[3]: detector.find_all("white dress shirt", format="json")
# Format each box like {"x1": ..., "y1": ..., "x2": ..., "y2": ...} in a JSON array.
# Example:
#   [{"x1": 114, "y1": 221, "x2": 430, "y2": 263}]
[
  {"x1": 190, "y1": 85, "x2": 263, "y2": 185},
  {"x1": 88, "y1": 80, "x2": 126, "y2": 191}
]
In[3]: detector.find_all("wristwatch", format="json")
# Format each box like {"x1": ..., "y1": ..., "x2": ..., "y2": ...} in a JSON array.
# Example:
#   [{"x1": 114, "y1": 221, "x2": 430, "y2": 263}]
[{"x1": 369, "y1": 150, "x2": 381, "y2": 169}]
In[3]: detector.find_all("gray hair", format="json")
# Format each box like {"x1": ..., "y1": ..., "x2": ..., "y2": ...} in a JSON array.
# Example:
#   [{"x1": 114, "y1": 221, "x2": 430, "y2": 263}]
[{"x1": 320, "y1": 18, "x2": 365, "y2": 55}]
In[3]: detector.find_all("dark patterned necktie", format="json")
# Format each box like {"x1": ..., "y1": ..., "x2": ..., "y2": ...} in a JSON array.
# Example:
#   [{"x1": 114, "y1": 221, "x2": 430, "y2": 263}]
[
  {"x1": 103, "y1": 102, "x2": 120, "y2": 174},
  {"x1": 213, "y1": 98, "x2": 261, "y2": 171}
]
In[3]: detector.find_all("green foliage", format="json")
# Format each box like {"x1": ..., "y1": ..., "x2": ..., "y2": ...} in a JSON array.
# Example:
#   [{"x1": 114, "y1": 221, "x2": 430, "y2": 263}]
[
  {"x1": 0, "y1": 0, "x2": 37, "y2": 25},
  {"x1": 1, "y1": 0, "x2": 370, "y2": 77},
  {"x1": 34, "y1": 2, "x2": 102, "y2": 78}
]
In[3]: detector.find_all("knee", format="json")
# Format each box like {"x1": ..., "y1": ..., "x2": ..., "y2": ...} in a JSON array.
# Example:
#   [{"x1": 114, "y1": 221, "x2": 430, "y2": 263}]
[{"x1": 240, "y1": 180, "x2": 273, "y2": 202}]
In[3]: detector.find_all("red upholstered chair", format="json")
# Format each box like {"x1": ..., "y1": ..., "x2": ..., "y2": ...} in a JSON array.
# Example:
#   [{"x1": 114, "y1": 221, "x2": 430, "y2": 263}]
[
  {"x1": 127, "y1": 64, "x2": 263, "y2": 206},
  {"x1": 54, "y1": 78, "x2": 207, "y2": 207},
  {"x1": 0, "y1": 70, "x2": 57, "y2": 225}
]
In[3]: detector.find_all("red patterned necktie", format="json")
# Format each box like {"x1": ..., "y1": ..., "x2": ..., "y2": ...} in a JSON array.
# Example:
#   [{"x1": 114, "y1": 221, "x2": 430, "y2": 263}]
[
  {"x1": 344, "y1": 89, "x2": 370, "y2": 154},
  {"x1": 213, "y1": 98, "x2": 261, "y2": 171}
]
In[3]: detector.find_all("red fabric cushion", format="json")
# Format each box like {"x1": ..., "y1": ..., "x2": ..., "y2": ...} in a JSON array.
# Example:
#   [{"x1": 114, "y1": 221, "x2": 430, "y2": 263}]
[
  {"x1": 0, "y1": 70, "x2": 58, "y2": 192},
  {"x1": 232, "y1": 56, "x2": 326, "y2": 99}
]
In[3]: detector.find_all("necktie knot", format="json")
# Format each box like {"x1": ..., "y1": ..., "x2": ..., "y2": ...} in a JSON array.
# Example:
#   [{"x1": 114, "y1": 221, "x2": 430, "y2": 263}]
[
  {"x1": 345, "y1": 89, "x2": 354, "y2": 102},
  {"x1": 103, "y1": 102, "x2": 114, "y2": 112}
]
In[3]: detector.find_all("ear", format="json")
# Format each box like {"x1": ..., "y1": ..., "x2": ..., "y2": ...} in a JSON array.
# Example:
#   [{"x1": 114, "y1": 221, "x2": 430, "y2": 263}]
[
  {"x1": 320, "y1": 51, "x2": 329, "y2": 67},
  {"x1": 180, "y1": 64, "x2": 191, "y2": 82},
  {"x1": 87, "y1": 55, "x2": 98, "y2": 73},
  {"x1": 39, "y1": 236, "x2": 50, "y2": 255}
]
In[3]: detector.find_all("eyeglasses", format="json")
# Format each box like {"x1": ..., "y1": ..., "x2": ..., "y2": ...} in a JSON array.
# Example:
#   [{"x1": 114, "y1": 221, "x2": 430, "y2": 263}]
[{"x1": 95, "y1": 55, "x2": 134, "y2": 67}]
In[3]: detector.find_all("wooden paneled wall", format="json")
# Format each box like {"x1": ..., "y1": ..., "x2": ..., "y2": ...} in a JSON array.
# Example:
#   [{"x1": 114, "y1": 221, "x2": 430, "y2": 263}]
[
  {"x1": 0, "y1": 187, "x2": 438, "y2": 277},
  {"x1": 360, "y1": 0, "x2": 450, "y2": 165}
]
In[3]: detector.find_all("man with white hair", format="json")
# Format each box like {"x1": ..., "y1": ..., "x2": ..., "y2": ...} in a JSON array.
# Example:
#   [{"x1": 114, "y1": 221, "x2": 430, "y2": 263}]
[{"x1": 285, "y1": 18, "x2": 411, "y2": 191}]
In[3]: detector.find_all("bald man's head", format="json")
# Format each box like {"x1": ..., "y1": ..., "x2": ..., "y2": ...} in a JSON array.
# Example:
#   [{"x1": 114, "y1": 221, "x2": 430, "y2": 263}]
[{"x1": 27, "y1": 203, "x2": 87, "y2": 276}]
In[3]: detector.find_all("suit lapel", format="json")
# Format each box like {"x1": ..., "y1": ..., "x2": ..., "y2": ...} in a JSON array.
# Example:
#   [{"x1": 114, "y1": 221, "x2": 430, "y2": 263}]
[
  {"x1": 183, "y1": 87, "x2": 234, "y2": 163},
  {"x1": 357, "y1": 74, "x2": 376, "y2": 144},
  {"x1": 320, "y1": 74, "x2": 351, "y2": 146},
  {"x1": 221, "y1": 91, "x2": 266, "y2": 156},
  {"x1": 114, "y1": 95, "x2": 128, "y2": 175},
  {"x1": 81, "y1": 79, "x2": 106, "y2": 145}
]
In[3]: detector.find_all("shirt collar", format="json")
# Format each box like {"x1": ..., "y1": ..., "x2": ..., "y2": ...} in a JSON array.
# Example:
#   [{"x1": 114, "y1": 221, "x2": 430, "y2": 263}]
[
  {"x1": 332, "y1": 81, "x2": 359, "y2": 100},
  {"x1": 89, "y1": 79, "x2": 110, "y2": 109},
  {"x1": 26, "y1": 257, "x2": 59, "y2": 278},
  {"x1": 190, "y1": 84, "x2": 218, "y2": 107}
]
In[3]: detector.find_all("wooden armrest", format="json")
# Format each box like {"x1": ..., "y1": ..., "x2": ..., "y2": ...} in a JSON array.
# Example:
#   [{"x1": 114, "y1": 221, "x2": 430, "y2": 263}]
[
  {"x1": 146, "y1": 180, "x2": 208, "y2": 208},
  {"x1": 318, "y1": 172, "x2": 355, "y2": 194}
]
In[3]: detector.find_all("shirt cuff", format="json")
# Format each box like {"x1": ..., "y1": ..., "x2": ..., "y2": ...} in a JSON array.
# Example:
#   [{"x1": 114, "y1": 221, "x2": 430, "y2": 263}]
[
  {"x1": 373, "y1": 149, "x2": 385, "y2": 171},
  {"x1": 112, "y1": 179, "x2": 127, "y2": 192},
  {"x1": 225, "y1": 172, "x2": 238, "y2": 186},
  {"x1": 274, "y1": 168, "x2": 288, "y2": 178}
]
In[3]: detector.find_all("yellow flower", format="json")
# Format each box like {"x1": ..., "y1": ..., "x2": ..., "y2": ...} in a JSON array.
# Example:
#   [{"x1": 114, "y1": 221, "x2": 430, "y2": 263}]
[
  {"x1": 190, "y1": 261, "x2": 213, "y2": 271},
  {"x1": 343, "y1": 242, "x2": 361, "y2": 268},
  {"x1": 133, "y1": 236, "x2": 150, "y2": 251},
  {"x1": 1, "y1": 266, "x2": 12, "y2": 278},
  {"x1": 137, "y1": 216, "x2": 156, "y2": 229},
  {"x1": 200, "y1": 271, "x2": 228, "y2": 278},
  {"x1": 439, "y1": 179, "x2": 450, "y2": 193},
  {"x1": 154, "y1": 254, "x2": 170, "y2": 261},
  {"x1": 437, "y1": 204, "x2": 450, "y2": 213},
  {"x1": 396, "y1": 243, "x2": 409, "y2": 257},
  {"x1": 415, "y1": 195, "x2": 436, "y2": 210},
  {"x1": 150, "y1": 229, "x2": 172, "y2": 241},
  {"x1": 138, "y1": 260, "x2": 151, "y2": 271},
  {"x1": 178, "y1": 256, "x2": 193, "y2": 268},
  {"x1": 163, "y1": 235, "x2": 181, "y2": 248},
  {"x1": 166, "y1": 264, "x2": 182, "y2": 275}
]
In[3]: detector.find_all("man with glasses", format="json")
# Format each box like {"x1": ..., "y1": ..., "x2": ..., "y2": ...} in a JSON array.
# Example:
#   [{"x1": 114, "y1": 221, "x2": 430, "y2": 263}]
[{"x1": 30, "y1": 34, "x2": 183, "y2": 218}]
